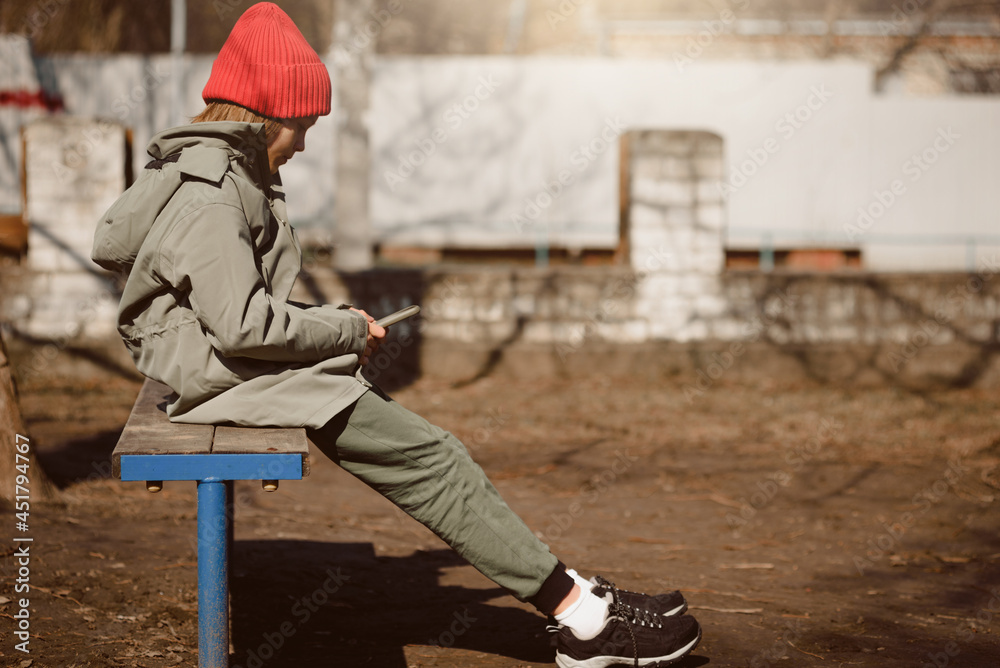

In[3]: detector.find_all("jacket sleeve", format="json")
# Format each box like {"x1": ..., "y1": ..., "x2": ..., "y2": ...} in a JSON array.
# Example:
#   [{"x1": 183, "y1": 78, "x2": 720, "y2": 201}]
[{"x1": 160, "y1": 201, "x2": 368, "y2": 362}]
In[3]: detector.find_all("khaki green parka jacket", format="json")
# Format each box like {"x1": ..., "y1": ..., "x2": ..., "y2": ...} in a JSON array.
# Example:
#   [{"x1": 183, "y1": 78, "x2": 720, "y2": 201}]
[{"x1": 92, "y1": 122, "x2": 370, "y2": 427}]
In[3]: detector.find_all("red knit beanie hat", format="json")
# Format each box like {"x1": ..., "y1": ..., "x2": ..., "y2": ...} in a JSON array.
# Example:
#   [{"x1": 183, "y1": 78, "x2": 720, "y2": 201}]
[{"x1": 202, "y1": 2, "x2": 331, "y2": 118}]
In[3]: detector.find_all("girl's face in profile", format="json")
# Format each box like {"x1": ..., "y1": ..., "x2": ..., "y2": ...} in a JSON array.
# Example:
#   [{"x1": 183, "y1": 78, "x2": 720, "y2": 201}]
[{"x1": 267, "y1": 116, "x2": 318, "y2": 174}]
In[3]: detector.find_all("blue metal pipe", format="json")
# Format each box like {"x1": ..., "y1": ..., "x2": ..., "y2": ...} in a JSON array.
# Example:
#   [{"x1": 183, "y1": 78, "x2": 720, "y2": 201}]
[
  {"x1": 225, "y1": 480, "x2": 234, "y2": 578},
  {"x1": 121, "y1": 453, "x2": 302, "y2": 482},
  {"x1": 197, "y1": 480, "x2": 229, "y2": 668}
]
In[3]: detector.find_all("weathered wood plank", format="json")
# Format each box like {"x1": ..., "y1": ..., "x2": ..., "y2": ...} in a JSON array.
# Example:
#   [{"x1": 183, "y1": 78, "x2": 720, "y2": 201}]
[
  {"x1": 112, "y1": 378, "x2": 213, "y2": 477},
  {"x1": 213, "y1": 426, "x2": 310, "y2": 477}
]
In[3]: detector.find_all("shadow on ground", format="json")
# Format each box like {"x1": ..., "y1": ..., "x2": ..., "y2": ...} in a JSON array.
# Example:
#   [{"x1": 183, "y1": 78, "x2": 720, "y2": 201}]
[
  {"x1": 35, "y1": 429, "x2": 121, "y2": 487},
  {"x1": 230, "y1": 542, "x2": 552, "y2": 667}
]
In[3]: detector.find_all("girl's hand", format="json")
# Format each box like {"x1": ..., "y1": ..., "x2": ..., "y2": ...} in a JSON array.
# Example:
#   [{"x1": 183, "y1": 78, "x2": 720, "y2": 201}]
[{"x1": 349, "y1": 308, "x2": 387, "y2": 366}]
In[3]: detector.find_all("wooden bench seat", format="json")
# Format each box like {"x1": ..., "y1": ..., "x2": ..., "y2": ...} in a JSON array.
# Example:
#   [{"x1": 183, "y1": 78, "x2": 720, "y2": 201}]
[
  {"x1": 112, "y1": 378, "x2": 310, "y2": 485},
  {"x1": 111, "y1": 378, "x2": 310, "y2": 668}
]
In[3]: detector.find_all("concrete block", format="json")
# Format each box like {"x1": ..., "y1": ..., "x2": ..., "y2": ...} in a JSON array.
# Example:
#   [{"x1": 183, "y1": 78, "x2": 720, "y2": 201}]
[
  {"x1": 632, "y1": 246, "x2": 677, "y2": 274},
  {"x1": 436, "y1": 297, "x2": 479, "y2": 320},
  {"x1": 691, "y1": 233, "x2": 724, "y2": 254},
  {"x1": 456, "y1": 321, "x2": 493, "y2": 343},
  {"x1": 678, "y1": 275, "x2": 719, "y2": 297},
  {"x1": 647, "y1": 306, "x2": 692, "y2": 336},
  {"x1": 933, "y1": 327, "x2": 957, "y2": 345},
  {"x1": 511, "y1": 293, "x2": 535, "y2": 317},
  {"x1": 646, "y1": 319, "x2": 679, "y2": 340},
  {"x1": 521, "y1": 321, "x2": 571, "y2": 344},
  {"x1": 674, "y1": 319, "x2": 709, "y2": 342},
  {"x1": 693, "y1": 133, "x2": 724, "y2": 157},
  {"x1": 631, "y1": 177, "x2": 660, "y2": 204},
  {"x1": 693, "y1": 154, "x2": 724, "y2": 179},
  {"x1": 44, "y1": 270, "x2": 115, "y2": 298},
  {"x1": 595, "y1": 319, "x2": 648, "y2": 344},
  {"x1": 661, "y1": 156, "x2": 693, "y2": 179},
  {"x1": 631, "y1": 227, "x2": 673, "y2": 253},
  {"x1": 697, "y1": 204, "x2": 725, "y2": 231},
  {"x1": 633, "y1": 178, "x2": 694, "y2": 207},
  {"x1": 19, "y1": 305, "x2": 84, "y2": 339},
  {"x1": 664, "y1": 207, "x2": 695, "y2": 230},
  {"x1": 82, "y1": 314, "x2": 119, "y2": 338},
  {"x1": 530, "y1": 295, "x2": 558, "y2": 320},
  {"x1": 692, "y1": 248, "x2": 725, "y2": 274},
  {"x1": 474, "y1": 300, "x2": 506, "y2": 322},
  {"x1": 24, "y1": 117, "x2": 126, "y2": 274},
  {"x1": 824, "y1": 297, "x2": 854, "y2": 322},
  {"x1": 557, "y1": 322, "x2": 589, "y2": 345},
  {"x1": 709, "y1": 318, "x2": 745, "y2": 341},
  {"x1": 694, "y1": 293, "x2": 727, "y2": 317},
  {"x1": 631, "y1": 155, "x2": 663, "y2": 179},
  {"x1": 597, "y1": 294, "x2": 638, "y2": 320},
  {"x1": 630, "y1": 202, "x2": 667, "y2": 228},
  {"x1": 763, "y1": 322, "x2": 791, "y2": 345},
  {"x1": 659, "y1": 181, "x2": 696, "y2": 207},
  {"x1": 658, "y1": 133, "x2": 697, "y2": 156},
  {"x1": 25, "y1": 243, "x2": 86, "y2": 273},
  {"x1": 640, "y1": 296, "x2": 693, "y2": 329},
  {"x1": 879, "y1": 323, "x2": 908, "y2": 344},
  {"x1": 965, "y1": 322, "x2": 993, "y2": 341},
  {"x1": 631, "y1": 130, "x2": 694, "y2": 157},
  {"x1": 696, "y1": 179, "x2": 723, "y2": 204},
  {"x1": 422, "y1": 321, "x2": 460, "y2": 340},
  {"x1": 672, "y1": 228, "x2": 695, "y2": 250},
  {"x1": 721, "y1": 280, "x2": 754, "y2": 303},
  {"x1": 4, "y1": 294, "x2": 32, "y2": 320},
  {"x1": 27, "y1": 243, "x2": 104, "y2": 274},
  {"x1": 28, "y1": 221, "x2": 100, "y2": 250},
  {"x1": 641, "y1": 274, "x2": 682, "y2": 297},
  {"x1": 483, "y1": 320, "x2": 519, "y2": 341},
  {"x1": 829, "y1": 324, "x2": 863, "y2": 342},
  {"x1": 793, "y1": 323, "x2": 820, "y2": 343}
]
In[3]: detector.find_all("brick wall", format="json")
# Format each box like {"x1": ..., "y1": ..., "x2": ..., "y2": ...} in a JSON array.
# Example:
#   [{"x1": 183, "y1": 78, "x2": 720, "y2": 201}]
[{"x1": 3, "y1": 260, "x2": 998, "y2": 387}]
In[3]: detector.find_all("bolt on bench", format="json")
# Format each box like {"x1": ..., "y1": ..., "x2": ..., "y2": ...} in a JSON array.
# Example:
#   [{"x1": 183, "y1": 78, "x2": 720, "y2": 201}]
[{"x1": 111, "y1": 378, "x2": 310, "y2": 668}]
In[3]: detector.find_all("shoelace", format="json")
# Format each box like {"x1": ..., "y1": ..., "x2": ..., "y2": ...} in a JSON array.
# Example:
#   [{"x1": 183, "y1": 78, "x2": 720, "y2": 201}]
[
  {"x1": 605, "y1": 581, "x2": 642, "y2": 668},
  {"x1": 594, "y1": 575, "x2": 665, "y2": 627},
  {"x1": 593, "y1": 575, "x2": 648, "y2": 600},
  {"x1": 618, "y1": 602, "x2": 664, "y2": 628}
]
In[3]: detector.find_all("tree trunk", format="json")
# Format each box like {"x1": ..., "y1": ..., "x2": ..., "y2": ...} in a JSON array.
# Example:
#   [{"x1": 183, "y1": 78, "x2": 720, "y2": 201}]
[{"x1": 1, "y1": 330, "x2": 58, "y2": 504}]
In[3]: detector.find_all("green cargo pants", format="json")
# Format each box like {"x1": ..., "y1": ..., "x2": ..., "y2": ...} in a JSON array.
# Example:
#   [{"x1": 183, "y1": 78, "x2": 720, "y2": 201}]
[{"x1": 307, "y1": 385, "x2": 560, "y2": 603}]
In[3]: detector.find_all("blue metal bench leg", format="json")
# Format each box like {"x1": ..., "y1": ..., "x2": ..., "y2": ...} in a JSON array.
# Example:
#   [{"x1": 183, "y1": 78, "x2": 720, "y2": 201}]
[
  {"x1": 198, "y1": 479, "x2": 229, "y2": 668},
  {"x1": 225, "y1": 480, "x2": 235, "y2": 654},
  {"x1": 225, "y1": 480, "x2": 234, "y2": 562}
]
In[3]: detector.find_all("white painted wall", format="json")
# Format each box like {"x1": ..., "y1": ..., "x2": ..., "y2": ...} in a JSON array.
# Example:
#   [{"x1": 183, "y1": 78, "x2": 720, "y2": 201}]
[
  {"x1": 2, "y1": 53, "x2": 998, "y2": 270},
  {"x1": 371, "y1": 57, "x2": 1000, "y2": 270},
  {"x1": 861, "y1": 99, "x2": 1000, "y2": 270}
]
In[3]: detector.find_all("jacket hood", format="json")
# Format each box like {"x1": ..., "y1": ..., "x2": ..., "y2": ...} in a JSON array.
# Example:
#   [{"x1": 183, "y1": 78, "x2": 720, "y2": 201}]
[
  {"x1": 91, "y1": 122, "x2": 270, "y2": 273},
  {"x1": 146, "y1": 121, "x2": 268, "y2": 162}
]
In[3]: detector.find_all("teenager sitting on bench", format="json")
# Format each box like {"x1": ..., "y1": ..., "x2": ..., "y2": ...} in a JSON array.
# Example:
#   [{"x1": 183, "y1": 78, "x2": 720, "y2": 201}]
[{"x1": 92, "y1": 4, "x2": 702, "y2": 666}]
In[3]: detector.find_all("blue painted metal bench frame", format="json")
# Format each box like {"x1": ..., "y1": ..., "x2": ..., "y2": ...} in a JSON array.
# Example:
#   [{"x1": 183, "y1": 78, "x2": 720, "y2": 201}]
[{"x1": 112, "y1": 379, "x2": 309, "y2": 668}]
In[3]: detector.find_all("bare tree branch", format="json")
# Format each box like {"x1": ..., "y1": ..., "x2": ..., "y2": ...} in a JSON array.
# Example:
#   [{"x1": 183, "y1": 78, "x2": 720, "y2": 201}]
[{"x1": 875, "y1": 0, "x2": 955, "y2": 91}]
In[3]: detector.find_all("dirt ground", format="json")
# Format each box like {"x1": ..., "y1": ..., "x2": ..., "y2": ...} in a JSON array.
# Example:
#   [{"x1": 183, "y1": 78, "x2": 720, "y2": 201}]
[{"x1": 5, "y1": 352, "x2": 1000, "y2": 668}]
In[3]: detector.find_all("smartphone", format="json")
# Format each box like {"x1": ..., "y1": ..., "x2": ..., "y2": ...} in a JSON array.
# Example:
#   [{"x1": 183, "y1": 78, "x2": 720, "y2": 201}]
[{"x1": 375, "y1": 305, "x2": 421, "y2": 327}]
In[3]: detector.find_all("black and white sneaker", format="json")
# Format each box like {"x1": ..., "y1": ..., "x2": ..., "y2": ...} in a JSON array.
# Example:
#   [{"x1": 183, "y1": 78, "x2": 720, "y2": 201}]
[
  {"x1": 553, "y1": 594, "x2": 702, "y2": 667},
  {"x1": 589, "y1": 575, "x2": 688, "y2": 618}
]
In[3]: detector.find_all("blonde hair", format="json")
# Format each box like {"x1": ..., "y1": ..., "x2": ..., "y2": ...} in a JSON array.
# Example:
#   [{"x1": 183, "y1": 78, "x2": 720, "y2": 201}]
[{"x1": 191, "y1": 102, "x2": 284, "y2": 145}]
